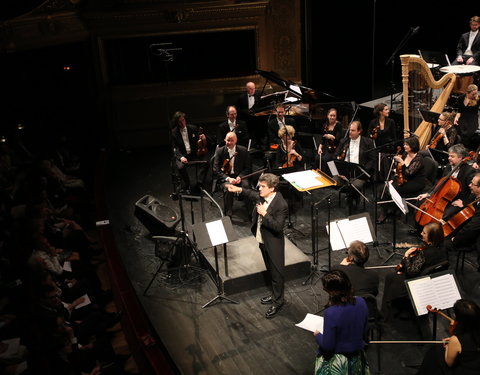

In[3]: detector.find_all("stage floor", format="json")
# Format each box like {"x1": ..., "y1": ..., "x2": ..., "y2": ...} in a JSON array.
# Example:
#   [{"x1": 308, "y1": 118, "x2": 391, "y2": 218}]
[{"x1": 104, "y1": 147, "x2": 480, "y2": 375}]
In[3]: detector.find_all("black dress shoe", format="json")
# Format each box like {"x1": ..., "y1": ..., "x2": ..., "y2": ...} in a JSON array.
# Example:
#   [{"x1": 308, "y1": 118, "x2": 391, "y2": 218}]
[
  {"x1": 260, "y1": 295, "x2": 273, "y2": 305},
  {"x1": 265, "y1": 304, "x2": 283, "y2": 319}
]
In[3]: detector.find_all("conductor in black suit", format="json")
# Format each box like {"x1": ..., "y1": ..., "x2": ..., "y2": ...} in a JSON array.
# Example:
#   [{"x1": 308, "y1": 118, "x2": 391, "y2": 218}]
[
  {"x1": 170, "y1": 111, "x2": 209, "y2": 192},
  {"x1": 213, "y1": 132, "x2": 251, "y2": 217},
  {"x1": 454, "y1": 16, "x2": 480, "y2": 65},
  {"x1": 267, "y1": 104, "x2": 296, "y2": 146},
  {"x1": 217, "y1": 105, "x2": 250, "y2": 148},
  {"x1": 334, "y1": 121, "x2": 375, "y2": 209},
  {"x1": 227, "y1": 173, "x2": 288, "y2": 318}
]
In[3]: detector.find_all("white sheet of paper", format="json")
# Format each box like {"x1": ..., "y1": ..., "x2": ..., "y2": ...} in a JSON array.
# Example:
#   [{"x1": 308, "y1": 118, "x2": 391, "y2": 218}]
[
  {"x1": 407, "y1": 277, "x2": 438, "y2": 315},
  {"x1": 430, "y1": 273, "x2": 462, "y2": 310},
  {"x1": 295, "y1": 313, "x2": 324, "y2": 333},
  {"x1": 75, "y1": 294, "x2": 91, "y2": 309},
  {"x1": 282, "y1": 170, "x2": 323, "y2": 189},
  {"x1": 63, "y1": 261, "x2": 72, "y2": 272},
  {"x1": 206, "y1": 220, "x2": 228, "y2": 247},
  {"x1": 327, "y1": 160, "x2": 339, "y2": 176},
  {"x1": 388, "y1": 182, "x2": 408, "y2": 215},
  {"x1": 327, "y1": 216, "x2": 374, "y2": 251}
]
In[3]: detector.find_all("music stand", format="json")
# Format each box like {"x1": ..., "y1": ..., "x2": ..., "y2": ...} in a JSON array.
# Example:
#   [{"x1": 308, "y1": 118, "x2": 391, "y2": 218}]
[
  {"x1": 418, "y1": 50, "x2": 449, "y2": 68},
  {"x1": 418, "y1": 109, "x2": 440, "y2": 124},
  {"x1": 428, "y1": 148, "x2": 449, "y2": 166},
  {"x1": 191, "y1": 216, "x2": 239, "y2": 308}
]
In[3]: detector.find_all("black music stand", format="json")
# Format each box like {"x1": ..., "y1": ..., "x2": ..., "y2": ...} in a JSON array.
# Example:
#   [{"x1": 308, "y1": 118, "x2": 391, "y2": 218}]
[
  {"x1": 418, "y1": 109, "x2": 440, "y2": 125},
  {"x1": 428, "y1": 148, "x2": 449, "y2": 166},
  {"x1": 191, "y1": 216, "x2": 239, "y2": 308},
  {"x1": 418, "y1": 50, "x2": 449, "y2": 68}
]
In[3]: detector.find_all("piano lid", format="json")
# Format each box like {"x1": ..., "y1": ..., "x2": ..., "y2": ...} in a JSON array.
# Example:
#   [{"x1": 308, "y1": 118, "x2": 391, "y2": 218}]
[{"x1": 256, "y1": 69, "x2": 336, "y2": 104}]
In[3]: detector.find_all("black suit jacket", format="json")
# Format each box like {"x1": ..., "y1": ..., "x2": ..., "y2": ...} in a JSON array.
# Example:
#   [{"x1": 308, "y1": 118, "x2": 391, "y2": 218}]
[
  {"x1": 171, "y1": 124, "x2": 200, "y2": 161},
  {"x1": 267, "y1": 116, "x2": 296, "y2": 145},
  {"x1": 333, "y1": 264, "x2": 379, "y2": 296},
  {"x1": 213, "y1": 145, "x2": 251, "y2": 182},
  {"x1": 334, "y1": 136, "x2": 375, "y2": 175},
  {"x1": 216, "y1": 120, "x2": 250, "y2": 147},
  {"x1": 456, "y1": 31, "x2": 480, "y2": 62},
  {"x1": 443, "y1": 163, "x2": 476, "y2": 203},
  {"x1": 236, "y1": 92, "x2": 262, "y2": 119},
  {"x1": 242, "y1": 189, "x2": 288, "y2": 271}
]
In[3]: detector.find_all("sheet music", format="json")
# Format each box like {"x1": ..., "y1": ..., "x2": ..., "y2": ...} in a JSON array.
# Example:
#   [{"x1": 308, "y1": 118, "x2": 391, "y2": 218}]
[
  {"x1": 327, "y1": 160, "x2": 339, "y2": 176},
  {"x1": 206, "y1": 219, "x2": 228, "y2": 246},
  {"x1": 282, "y1": 170, "x2": 324, "y2": 189},
  {"x1": 406, "y1": 272, "x2": 461, "y2": 316},
  {"x1": 431, "y1": 273, "x2": 461, "y2": 310},
  {"x1": 295, "y1": 313, "x2": 324, "y2": 333},
  {"x1": 327, "y1": 216, "x2": 374, "y2": 251},
  {"x1": 388, "y1": 182, "x2": 408, "y2": 215}
]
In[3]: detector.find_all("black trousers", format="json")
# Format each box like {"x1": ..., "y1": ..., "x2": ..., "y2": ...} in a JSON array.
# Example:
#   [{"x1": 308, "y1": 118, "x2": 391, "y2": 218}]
[{"x1": 259, "y1": 243, "x2": 285, "y2": 307}]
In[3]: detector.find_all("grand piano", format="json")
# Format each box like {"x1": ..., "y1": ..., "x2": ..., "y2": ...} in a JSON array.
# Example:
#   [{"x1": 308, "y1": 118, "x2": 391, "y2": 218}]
[{"x1": 254, "y1": 69, "x2": 357, "y2": 135}]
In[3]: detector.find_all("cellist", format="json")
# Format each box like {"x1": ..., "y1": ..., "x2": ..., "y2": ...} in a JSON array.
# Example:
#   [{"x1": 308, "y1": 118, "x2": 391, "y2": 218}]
[
  {"x1": 417, "y1": 144, "x2": 475, "y2": 220},
  {"x1": 445, "y1": 173, "x2": 480, "y2": 272}
]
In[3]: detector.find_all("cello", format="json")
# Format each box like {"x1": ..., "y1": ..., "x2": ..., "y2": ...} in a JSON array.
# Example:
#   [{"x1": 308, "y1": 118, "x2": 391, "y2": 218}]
[
  {"x1": 442, "y1": 196, "x2": 480, "y2": 237},
  {"x1": 426, "y1": 305, "x2": 457, "y2": 335},
  {"x1": 415, "y1": 152, "x2": 475, "y2": 227}
]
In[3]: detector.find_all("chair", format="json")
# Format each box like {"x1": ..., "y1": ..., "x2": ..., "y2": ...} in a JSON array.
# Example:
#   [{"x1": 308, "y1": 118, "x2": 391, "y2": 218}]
[
  {"x1": 421, "y1": 259, "x2": 449, "y2": 275},
  {"x1": 421, "y1": 156, "x2": 439, "y2": 192},
  {"x1": 455, "y1": 245, "x2": 475, "y2": 273},
  {"x1": 358, "y1": 294, "x2": 382, "y2": 372}
]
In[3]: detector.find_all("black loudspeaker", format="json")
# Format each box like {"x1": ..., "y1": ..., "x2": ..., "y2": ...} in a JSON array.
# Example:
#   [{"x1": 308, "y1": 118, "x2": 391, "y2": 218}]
[{"x1": 134, "y1": 195, "x2": 180, "y2": 235}]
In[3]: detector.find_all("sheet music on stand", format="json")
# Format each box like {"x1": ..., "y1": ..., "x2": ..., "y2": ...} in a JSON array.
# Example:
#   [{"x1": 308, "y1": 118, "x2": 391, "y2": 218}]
[
  {"x1": 282, "y1": 169, "x2": 336, "y2": 191},
  {"x1": 405, "y1": 270, "x2": 461, "y2": 316},
  {"x1": 388, "y1": 182, "x2": 408, "y2": 215},
  {"x1": 326, "y1": 213, "x2": 375, "y2": 251}
]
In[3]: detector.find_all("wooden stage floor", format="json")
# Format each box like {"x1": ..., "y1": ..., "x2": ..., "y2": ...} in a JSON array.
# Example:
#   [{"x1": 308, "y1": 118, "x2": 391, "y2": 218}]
[{"x1": 103, "y1": 147, "x2": 480, "y2": 375}]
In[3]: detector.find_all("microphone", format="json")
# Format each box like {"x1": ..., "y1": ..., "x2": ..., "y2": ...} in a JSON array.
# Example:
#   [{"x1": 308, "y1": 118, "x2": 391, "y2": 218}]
[{"x1": 412, "y1": 26, "x2": 420, "y2": 35}]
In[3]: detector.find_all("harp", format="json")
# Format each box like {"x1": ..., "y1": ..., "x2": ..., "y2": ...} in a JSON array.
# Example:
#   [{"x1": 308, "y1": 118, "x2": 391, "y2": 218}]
[{"x1": 400, "y1": 54, "x2": 456, "y2": 149}]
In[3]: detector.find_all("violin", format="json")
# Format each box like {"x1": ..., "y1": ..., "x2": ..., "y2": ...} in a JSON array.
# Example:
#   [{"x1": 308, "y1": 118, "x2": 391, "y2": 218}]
[
  {"x1": 395, "y1": 146, "x2": 405, "y2": 186},
  {"x1": 196, "y1": 127, "x2": 208, "y2": 157},
  {"x1": 221, "y1": 152, "x2": 238, "y2": 174},
  {"x1": 323, "y1": 123, "x2": 337, "y2": 153},
  {"x1": 370, "y1": 124, "x2": 380, "y2": 140},
  {"x1": 428, "y1": 132, "x2": 444, "y2": 150},
  {"x1": 416, "y1": 151, "x2": 475, "y2": 229},
  {"x1": 426, "y1": 305, "x2": 457, "y2": 335},
  {"x1": 337, "y1": 143, "x2": 347, "y2": 161},
  {"x1": 395, "y1": 246, "x2": 425, "y2": 273},
  {"x1": 282, "y1": 140, "x2": 297, "y2": 168}
]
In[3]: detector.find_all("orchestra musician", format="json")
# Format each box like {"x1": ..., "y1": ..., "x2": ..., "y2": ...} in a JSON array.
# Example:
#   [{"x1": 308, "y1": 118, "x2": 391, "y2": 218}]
[
  {"x1": 377, "y1": 136, "x2": 427, "y2": 224},
  {"x1": 417, "y1": 144, "x2": 476, "y2": 220},
  {"x1": 453, "y1": 16, "x2": 480, "y2": 66},
  {"x1": 213, "y1": 132, "x2": 252, "y2": 218},
  {"x1": 315, "y1": 108, "x2": 343, "y2": 172},
  {"x1": 425, "y1": 112, "x2": 458, "y2": 153},
  {"x1": 217, "y1": 106, "x2": 250, "y2": 148},
  {"x1": 418, "y1": 299, "x2": 480, "y2": 375},
  {"x1": 366, "y1": 103, "x2": 396, "y2": 150},
  {"x1": 381, "y1": 222, "x2": 446, "y2": 321},
  {"x1": 275, "y1": 125, "x2": 304, "y2": 170},
  {"x1": 454, "y1": 84, "x2": 480, "y2": 150},
  {"x1": 226, "y1": 173, "x2": 288, "y2": 319},
  {"x1": 333, "y1": 240, "x2": 379, "y2": 297},
  {"x1": 333, "y1": 121, "x2": 375, "y2": 209},
  {"x1": 445, "y1": 172, "x2": 480, "y2": 272},
  {"x1": 236, "y1": 81, "x2": 263, "y2": 148},
  {"x1": 170, "y1": 111, "x2": 210, "y2": 193},
  {"x1": 267, "y1": 104, "x2": 296, "y2": 146}
]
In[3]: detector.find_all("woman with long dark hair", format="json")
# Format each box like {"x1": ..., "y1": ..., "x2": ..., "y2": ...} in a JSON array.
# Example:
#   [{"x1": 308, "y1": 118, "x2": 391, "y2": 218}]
[{"x1": 313, "y1": 270, "x2": 370, "y2": 375}]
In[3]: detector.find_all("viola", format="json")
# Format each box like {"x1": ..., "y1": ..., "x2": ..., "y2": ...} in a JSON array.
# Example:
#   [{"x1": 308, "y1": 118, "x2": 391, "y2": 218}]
[
  {"x1": 426, "y1": 305, "x2": 457, "y2": 335},
  {"x1": 442, "y1": 196, "x2": 480, "y2": 237},
  {"x1": 395, "y1": 146, "x2": 405, "y2": 186},
  {"x1": 282, "y1": 140, "x2": 297, "y2": 168},
  {"x1": 416, "y1": 152, "x2": 475, "y2": 228},
  {"x1": 221, "y1": 152, "x2": 238, "y2": 174},
  {"x1": 370, "y1": 124, "x2": 380, "y2": 140},
  {"x1": 337, "y1": 144, "x2": 347, "y2": 161},
  {"x1": 196, "y1": 127, "x2": 208, "y2": 157}
]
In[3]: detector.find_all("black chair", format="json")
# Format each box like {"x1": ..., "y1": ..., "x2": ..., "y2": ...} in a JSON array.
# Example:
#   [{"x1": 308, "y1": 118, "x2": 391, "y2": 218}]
[
  {"x1": 421, "y1": 259, "x2": 450, "y2": 275},
  {"x1": 455, "y1": 245, "x2": 476, "y2": 273},
  {"x1": 359, "y1": 294, "x2": 382, "y2": 373},
  {"x1": 421, "y1": 156, "x2": 439, "y2": 192}
]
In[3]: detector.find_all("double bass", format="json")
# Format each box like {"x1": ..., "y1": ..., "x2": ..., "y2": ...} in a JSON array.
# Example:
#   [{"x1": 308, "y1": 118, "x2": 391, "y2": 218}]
[{"x1": 415, "y1": 152, "x2": 475, "y2": 227}]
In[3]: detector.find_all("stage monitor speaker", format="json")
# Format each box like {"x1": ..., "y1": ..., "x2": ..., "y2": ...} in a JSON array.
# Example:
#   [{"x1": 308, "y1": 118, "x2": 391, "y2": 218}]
[{"x1": 134, "y1": 195, "x2": 180, "y2": 235}]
